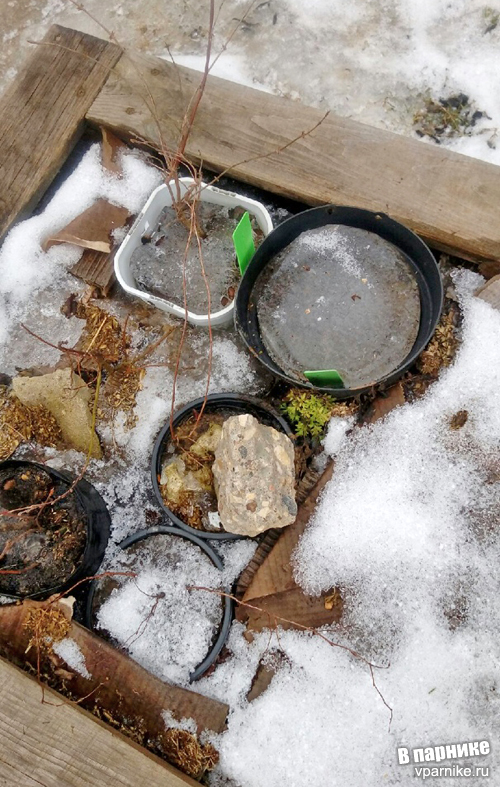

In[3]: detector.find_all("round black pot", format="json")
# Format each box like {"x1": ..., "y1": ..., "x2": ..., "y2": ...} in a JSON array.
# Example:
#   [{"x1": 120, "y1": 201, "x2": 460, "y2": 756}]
[
  {"x1": 234, "y1": 205, "x2": 443, "y2": 397},
  {"x1": 0, "y1": 460, "x2": 110, "y2": 601},
  {"x1": 84, "y1": 525, "x2": 233, "y2": 682},
  {"x1": 151, "y1": 393, "x2": 293, "y2": 541}
]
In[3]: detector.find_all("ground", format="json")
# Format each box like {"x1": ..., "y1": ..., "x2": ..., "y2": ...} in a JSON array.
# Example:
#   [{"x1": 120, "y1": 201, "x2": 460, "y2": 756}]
[{"x1": 3, "y1": 0, "x2": 500, "y2": 165}]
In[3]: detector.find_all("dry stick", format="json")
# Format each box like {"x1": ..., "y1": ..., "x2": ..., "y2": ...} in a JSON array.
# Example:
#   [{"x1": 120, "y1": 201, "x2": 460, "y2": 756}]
[
  {"x1": 48, "y1": 570, "x2": 137, "y2": 604},
  {"x1": 188, "y1": 586, "x2": 394, "y2": 728},
  {"x1": 208, "y1": 0, "x2": 259, "y2": 73},
  {"x1": 66, "y1": 0, "x2": 179, "y2": 172},
  {"x1": 168, "y1": 204, "x2": 197, "y2": 439}
]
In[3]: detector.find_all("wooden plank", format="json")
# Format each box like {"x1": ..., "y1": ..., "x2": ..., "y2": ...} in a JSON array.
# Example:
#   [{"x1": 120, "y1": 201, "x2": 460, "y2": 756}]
[
  {"x1": 0, "y1": 600, "x2": 228, "y2": 737},
  {"x1": 476, "y1": 274, "x2": 500, "y2": 310},
  {"x1": 88, "y1": 52, "x2": 500, "y2": 263},
  {"x1": 0, "y1": 656, "x2": 199, "y2": 787},
  {"x1": 0, "y1": 25, "x2": 121, "y2": 240},
  {"x1": 70, "y1": 249, "x2": 116, "y2": 296}
]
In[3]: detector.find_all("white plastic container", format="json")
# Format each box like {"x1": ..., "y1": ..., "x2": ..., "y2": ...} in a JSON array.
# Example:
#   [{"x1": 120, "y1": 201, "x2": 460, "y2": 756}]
[{"x1": 114, "y1": 177, "x2": 273, "y2": 327}]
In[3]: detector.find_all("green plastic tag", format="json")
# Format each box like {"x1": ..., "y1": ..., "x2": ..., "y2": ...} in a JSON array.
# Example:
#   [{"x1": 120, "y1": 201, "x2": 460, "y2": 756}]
[
  {"x1": 304, "y1": 369, "x2": 345, "y2": 388},
  {"x1": 233, "y1": 212, "x2": 255, "y2": 275}
]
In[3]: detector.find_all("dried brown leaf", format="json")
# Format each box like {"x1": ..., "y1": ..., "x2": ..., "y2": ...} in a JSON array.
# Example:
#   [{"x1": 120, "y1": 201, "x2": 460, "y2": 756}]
[{"x1": 42, "y1": 200, "x2": 129, "y2": 253}]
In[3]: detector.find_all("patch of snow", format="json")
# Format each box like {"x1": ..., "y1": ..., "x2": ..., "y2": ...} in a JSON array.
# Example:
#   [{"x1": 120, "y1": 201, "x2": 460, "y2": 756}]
[
  {"x1": 53, "y1": 637, "x2": 92, "y2": 679},
  {"x1": 322, "y1": 416, "x2": 355, "y2": 457}
]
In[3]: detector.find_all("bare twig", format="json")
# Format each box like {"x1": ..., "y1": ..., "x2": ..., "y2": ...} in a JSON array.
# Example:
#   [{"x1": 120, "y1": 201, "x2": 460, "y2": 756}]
[{"x1": 188, "y1": 585, "x2": 393, "y2": 728}]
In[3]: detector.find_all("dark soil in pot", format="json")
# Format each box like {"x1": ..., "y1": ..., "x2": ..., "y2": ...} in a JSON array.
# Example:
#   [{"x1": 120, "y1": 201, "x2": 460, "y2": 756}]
[
  {"x1": 0, "y1": 460, "x2": 110, "y2": 600},
  {"x1": 151, "y1": 393, "x2": 293, "y2": 541}
]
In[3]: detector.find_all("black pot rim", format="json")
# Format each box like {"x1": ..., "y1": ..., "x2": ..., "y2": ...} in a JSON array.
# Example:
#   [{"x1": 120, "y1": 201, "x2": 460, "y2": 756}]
[
  {"x1": 0, "y1": 459, "x2": 110, "y2": 601},
  {"x1": 151, "y1": 393, "x2": 293, "y2": 541},
  {"x1": 84, "y1": 525, "x2": 233, "y2": 682},
  {"x1": 234, "y1": 204, "x2": 444, "y2": 397}
]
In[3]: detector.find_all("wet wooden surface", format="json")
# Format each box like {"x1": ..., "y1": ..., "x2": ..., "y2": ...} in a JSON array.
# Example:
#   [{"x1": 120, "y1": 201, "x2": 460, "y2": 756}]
[
  {"x1": 0, "y1": 656, "x2": 200, "y2": 787},
  {"x1": 87, "y1": 47, "x2": 500, "y2": 263},
  {"x1": 0, "y1": 26, "x2": 121, "y2": 240},
  {"x1": 0, "y1": 600, "x2": 228, "y2": 738}
]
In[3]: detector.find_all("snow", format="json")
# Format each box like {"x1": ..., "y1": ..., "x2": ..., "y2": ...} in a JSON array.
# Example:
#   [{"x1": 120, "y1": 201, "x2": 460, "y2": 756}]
[
  {"x1": 0, "y1": 144, "x2": 161, "y2": 357},
  {"x1": 53, "y1": 637, "x2": 92, "y2": 679},
  {"x1": 322, "y1": 416, "x2": 354, "y2": 457},
  {"x1": 216, "y1": 271, "x2": 499, "y2": 786},
  {"x1": 95, "y1": 535, "x2": 255, "y2": 686}
]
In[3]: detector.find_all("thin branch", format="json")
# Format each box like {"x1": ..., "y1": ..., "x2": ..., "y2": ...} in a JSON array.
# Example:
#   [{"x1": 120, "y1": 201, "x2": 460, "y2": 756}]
[{"x1": 188, "y1": 585, "x2": 393, "y2": 728}]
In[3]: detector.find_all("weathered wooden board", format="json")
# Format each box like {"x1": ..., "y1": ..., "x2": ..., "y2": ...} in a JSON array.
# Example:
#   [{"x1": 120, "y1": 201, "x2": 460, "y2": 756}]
[
  {"x1": 0, "y1": 25, "x2": 121, "y2": 240},
  {"x1": 88, "y1": 50, "x2": 500, "y2": 263},
  {"x1": 0, "y1": 600, "x2": 228, "y2": 737},
  {"x1": 70, "y1": 249, "x2": 115, "y2": 296},
  {"x1": 476, "y1": 274, "x2": 500, "y2": 310},
  {"x1": 0, "y1": 656, "x2": 199, "y2": 787}
]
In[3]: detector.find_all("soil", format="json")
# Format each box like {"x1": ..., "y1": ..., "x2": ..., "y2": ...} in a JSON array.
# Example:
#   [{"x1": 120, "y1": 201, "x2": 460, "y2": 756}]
[
  {"x1": 130, "y1": 202, "x2": 263, "y2": 315},
  {"x1": 0, "y1": 464, "x2": 87, "y2": 597}
]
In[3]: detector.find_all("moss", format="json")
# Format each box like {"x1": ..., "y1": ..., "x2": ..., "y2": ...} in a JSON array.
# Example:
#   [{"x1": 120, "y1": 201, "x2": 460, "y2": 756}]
[{"x1": 280, "y1": 389, "x2": 358, "y2": 439}]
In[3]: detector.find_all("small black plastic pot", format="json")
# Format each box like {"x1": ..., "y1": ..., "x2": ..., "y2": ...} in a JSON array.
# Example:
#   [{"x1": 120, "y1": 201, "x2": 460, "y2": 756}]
[
  {"x1": 0, "y1": 460, "x2": 110, "y2": 601},
  {"x1": 84, "y1": 525, "x2": 233, "y2": 682},
  {"x1": 151, "y1": 393, "x2": 293, "y2": 541},
  {"x1": 234, "y1": 204, "x2": 443, "y2": 398}
]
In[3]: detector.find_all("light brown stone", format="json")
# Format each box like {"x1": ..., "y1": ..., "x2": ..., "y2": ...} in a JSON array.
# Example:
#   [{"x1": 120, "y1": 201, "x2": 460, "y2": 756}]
[
  {"x1": 213, "y1": 414, "x2": 296, "y2": 537},
  {"x1": 12, "y1": 368, "x2": 102, "y2": 458}
]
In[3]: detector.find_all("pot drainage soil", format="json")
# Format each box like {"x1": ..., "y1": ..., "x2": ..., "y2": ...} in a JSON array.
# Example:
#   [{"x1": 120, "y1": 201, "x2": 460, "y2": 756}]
[
  {"x1": 88, "y1": 529, "x2": 231, "y2": 683},
  {"x1": 254, "y1": 224, "x2": 421, "y2": 389},
  {"x1": 130, "y1": 203, "x2": 262, "y2": 313},
  {"x1": 0, "y1": 463, "x2": 86, "y2": 598}
]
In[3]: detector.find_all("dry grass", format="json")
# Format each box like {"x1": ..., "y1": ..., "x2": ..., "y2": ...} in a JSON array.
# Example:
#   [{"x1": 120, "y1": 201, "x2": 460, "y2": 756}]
[
  {"x1": 24, "y1": 606, "x2": 70, "y2": 655},
  {"x1": 416, "y1": 310, "x2": 458, "y2": 376},
  {"x1": 0, "y1": 386, "x2": 63, "y2": 460},
  {"x1": 162, "y1": 728, "x2": 219, "y2": 779}
]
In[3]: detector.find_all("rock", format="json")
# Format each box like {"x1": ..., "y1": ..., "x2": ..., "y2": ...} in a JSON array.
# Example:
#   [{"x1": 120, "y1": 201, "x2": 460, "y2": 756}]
[
  {"x1": 11, "y1": 368, "x2": 102, "y2": 458},
  {"x1": 160, "y1": 457, "x2": 212, "y2": 505},
  {"x1": 212, "y1": 414, "x2": 297, "y2": 537}
]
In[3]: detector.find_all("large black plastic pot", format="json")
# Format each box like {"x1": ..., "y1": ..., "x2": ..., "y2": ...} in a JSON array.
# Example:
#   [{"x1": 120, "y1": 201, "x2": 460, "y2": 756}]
[
  {"x1": 84, "y1": 525, "x2": 233, "y2": 682},
  {"x1": 151, "y1": 393, "x2": 293, "y2": 541},
  {"x1": 0, "y1": 460, "x2": 110, "y2": 600},
  {"x1": 234, "y1": 205, "x2": 443, "y2": 397}
]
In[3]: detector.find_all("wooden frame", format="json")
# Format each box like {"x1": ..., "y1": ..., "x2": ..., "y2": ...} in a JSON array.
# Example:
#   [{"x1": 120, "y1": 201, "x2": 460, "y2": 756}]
[{"x1": 1, "y1": 22, "x2": 500, "y2": 783}]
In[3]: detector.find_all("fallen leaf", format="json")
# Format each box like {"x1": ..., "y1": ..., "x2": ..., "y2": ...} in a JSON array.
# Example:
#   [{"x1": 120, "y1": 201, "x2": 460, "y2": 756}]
[
  {"x1": 324, "y1": 589, "x2": 341, "y2": 610},
  {"x1": 42, "y1": 200, "x2": 129, "y2": 254},
  {"x1": 101, "y1": 126, "x2": 128, "y2": 175}
]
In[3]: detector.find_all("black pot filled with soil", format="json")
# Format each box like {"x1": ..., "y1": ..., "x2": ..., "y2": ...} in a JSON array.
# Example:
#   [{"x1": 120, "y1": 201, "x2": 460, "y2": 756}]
[
  {"x1": 0, "y1": 460, "x2": 110, "y2": 600},
  {"x1": 84, "y1": 526, "x2": 233, "y2": 682},
  {"x1": 151, "y1": 393, "x2": 293, "y2": 541},
  {"x1": 234, "y1": 205, "x2": 443, "y2": 397}
]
